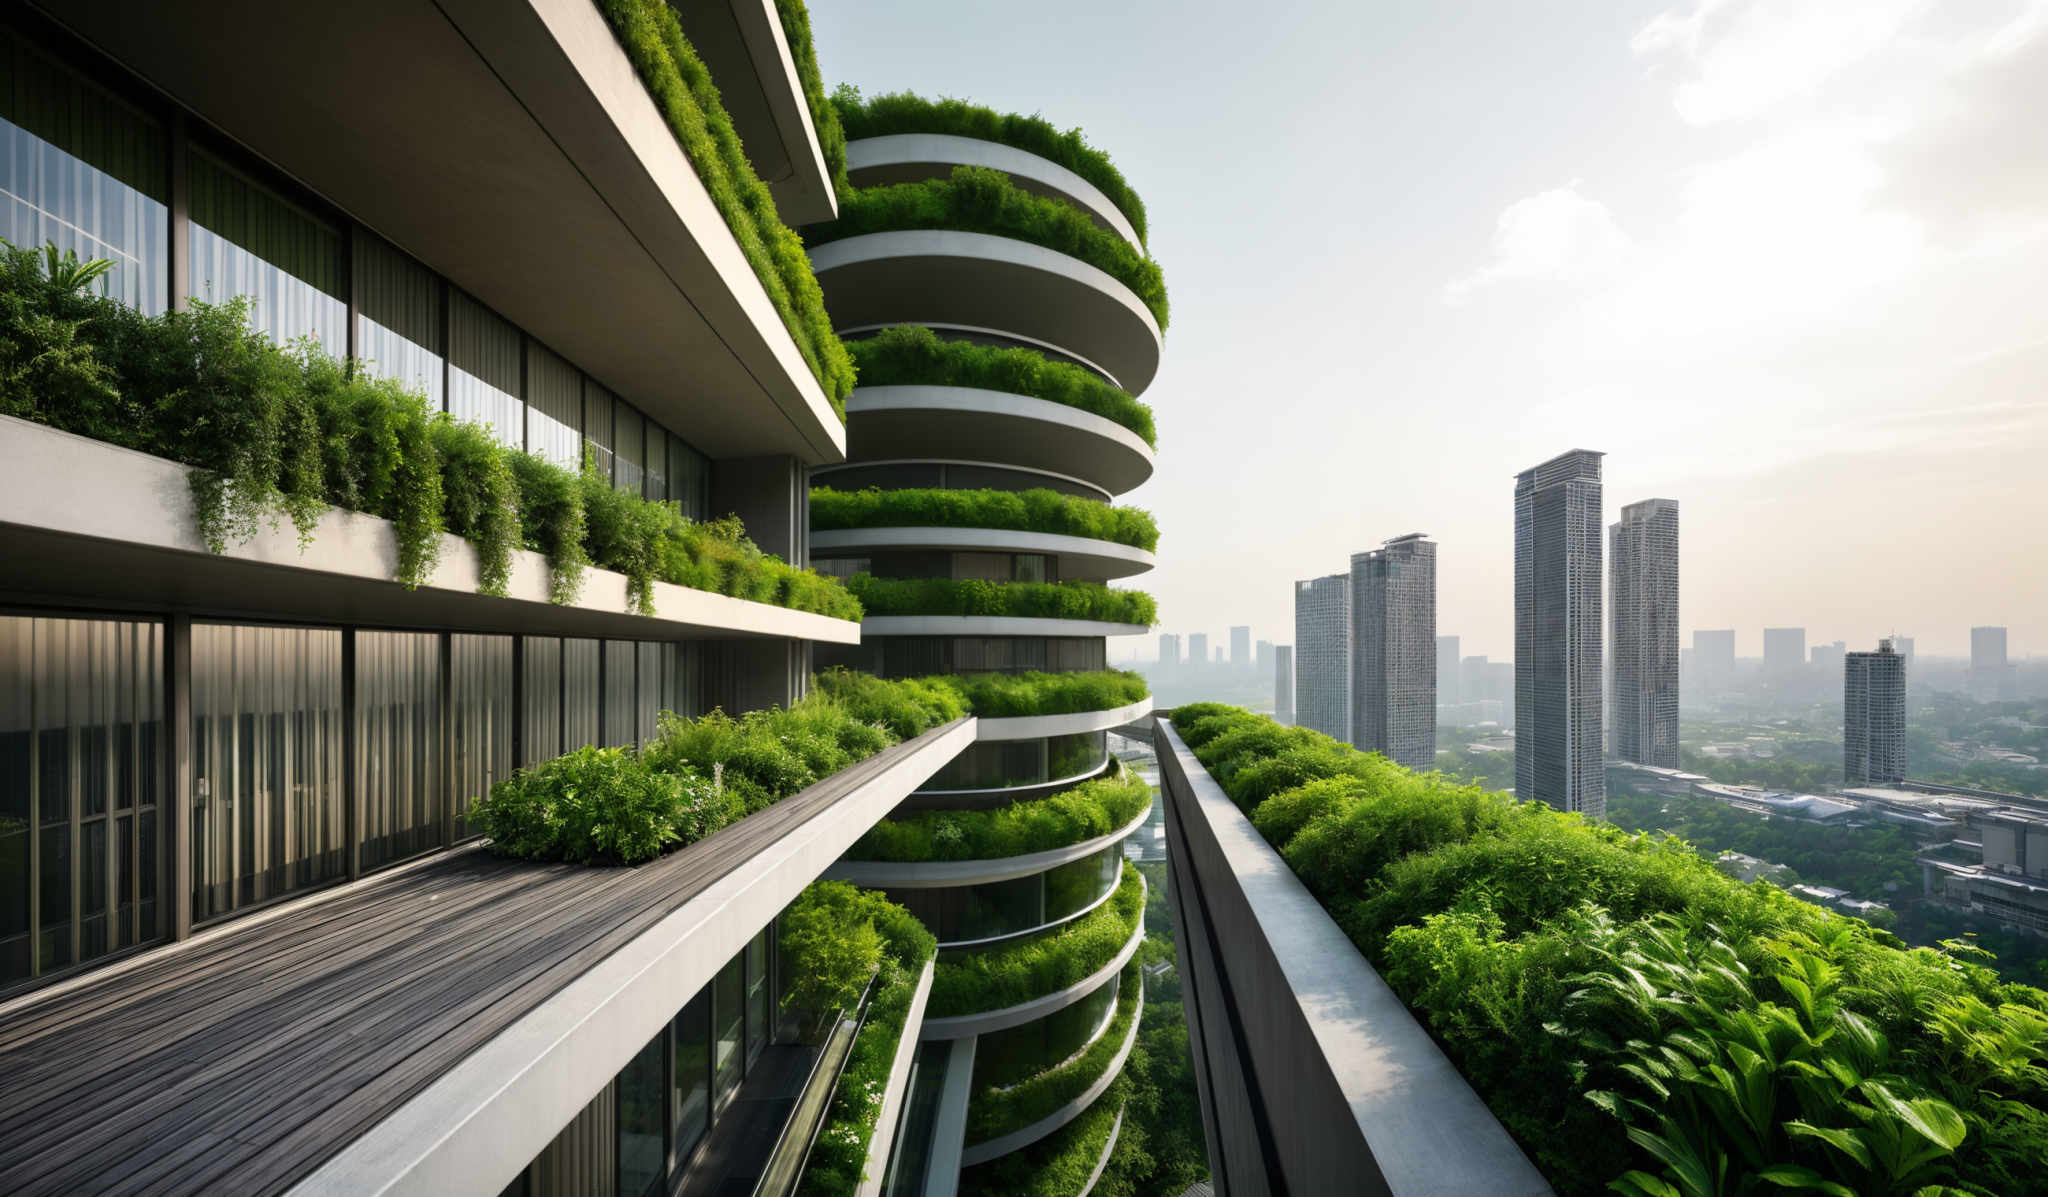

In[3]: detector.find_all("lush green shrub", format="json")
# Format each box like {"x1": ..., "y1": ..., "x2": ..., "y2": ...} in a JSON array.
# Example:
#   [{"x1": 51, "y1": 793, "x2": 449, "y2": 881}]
[
  {"x1": 593, "y1": 0, "x2": 853, "y2": 408},
  {"x1": 834, "y1": 88, "x2": 1149, "y2": 245},
  {"x1": 770, "y1": 0, "x2": 845, "y2": 188},
  {"x1": 850, "y1": 767, "x2": 1152, "y2": 862},
  {"x1": 810, "y1": 669, "x2": 970, "y2": 739},
  {"x1": 928, "y1": 863, "x2": 1144, "y2": 1017},
  {"x1": 781, "y1": 880, "x2": 887, "y2": 1037},
  {"x1": 1166, "y1": 704, "x2": 2048, "y2": 1194},
  {"x1": 796, "y1": 883, "x2": 939, "y2": 1197},
  {"x1": 846, "y1": 575, "x2": 1155, "y2": 625},
  {"x1": 808, "y1": 166, "x2": 1168, "y2": 330},
  {"x1": 0, "y1": 243, "x2": 859, "y2": 620},
  {"x1": 967, "y1": 961, "x2": 1141, "y2": 1143},
  {"x1": 956, "y1": 1084, "x2": 1128, "y2": 1197},
  {"x1": 467, "y1": 745, "x2": 721, "y2": 864},
  {"x1": 812, "y1": 486, "x2": 1158, "y2": 551},
  {"x1": 845, "y1": 325, "x2": 1155, "y2": 446},
  {"x1": 940, "y1": 670, "x2": 1149, "y2": 719}
]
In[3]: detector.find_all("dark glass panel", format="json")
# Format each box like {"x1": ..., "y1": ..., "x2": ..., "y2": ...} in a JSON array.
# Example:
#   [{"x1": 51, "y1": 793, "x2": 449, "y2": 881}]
[
  {"x1": 357, "y1": 631, "x2": 443, "y2": 871},
  {"x1": 37, "y1": 823, "x2": 68, "y2": 970},
  {"x1": 137, "y1": 808, "x2": 157, "y2": 941},
  {"x1": 746, "y1": 930, "x2": 769, "y2": 1062},
  {"x1": 669, "y1": 433, "x2": 710, "y2": 520},
  {"x1": 115, "y1": 813, "x2": 133, "y2": 949},
  {"x1": 525, "y1": 344, "x2": 582, "y2": 469},
  {"x1": 672, "y1": 988, "x2": 711, "y2": 1163},
  {"x1": 584, "y1": 385, "x2": 616, "y2": 482},
  {"x1": 188, "y1": 147, "x2": 346, "y2": 350},
  {"x1": 451, "y1": 635, "x2": 514, "y2": 838},
  {"x1": 355, "y1": 234, "x2": 443, "y2": 409},
  {"x1": 521, "y1": 637, "x2": 563, "y2": 766},
  {"x1": 969, "y1": 971, "x2": 1119, "y2": 1091},
  {"x1": 635, "y1": 643, "x2": 662, "y2": 747},
  {"x1": 614, "y1": 404, "x2": 645, "y2": 497},
  {"x1": 0, "y1": 617, "x2": 28, "y2": 982},
  {"x1": 448, "y1": 290, "x2": 522, "y2": 449},
  {"x1": 1043, "y1": 844, "x2": 1121, "y2": 922},
  {"x1": 616, "y1": 1027, "x2": 667, "y2": 1197},
  {"x1": 562, "y1": 640, "x2": 599, "y2": 750},
  {"x1": 602, "y1": 641, "x2": 635, "y2": 749},
  {"x1": 78, "y1": 817, "x2": 106, "y2": 960},
  {"x1": 713, "y1": 951, "x2": 745, "y2": 1105}
]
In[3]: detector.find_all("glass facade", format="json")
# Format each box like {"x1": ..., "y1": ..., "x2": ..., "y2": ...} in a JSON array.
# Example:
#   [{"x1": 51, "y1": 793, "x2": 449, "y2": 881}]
[
  {"x1": 188, "y1": 147, "x2": 347, "y2": 351},
  {"x1": 448, "y1": 289, "x2": 524, "y2": 450},
  {"x1": 525, "y1": 342, "x2": 582, "y2": 469},
  {"x1": 0, "y1": 615, "x2": 162, "y2": 985},
  {"x1": 615, "y1": 403, "x2": 646, "y2": 498},
  {"x1": 818, "y1": 636, "x2": 1107, "y2": 679},
  {"x1": 354, "y1": 234, "x2": 444, "y2": 409},
  {"x1": 449, "y1": 635, "x2": 513, "y2": 838},
  {"x1": 813, "y1": 461, "x2": 1104, "y2": 502},
  {"x1": 922, "y1": 732, "x2": 1107, "y2": 791},
  {"x1": 882, "y1": 844, "x2": 1122, "y2": 946},
  {"x1": 356, "y1": 631, "x2": 443, "y2": 871},
  {"x1": 971, "y1": 970, "x2": 1120, "y2": 1090}
]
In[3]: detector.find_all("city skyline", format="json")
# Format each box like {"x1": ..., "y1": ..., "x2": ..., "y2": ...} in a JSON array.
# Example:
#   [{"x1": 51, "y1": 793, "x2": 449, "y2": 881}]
[{"x1": 1516, "y1": 449, "x2": 1606, "y2": 817}]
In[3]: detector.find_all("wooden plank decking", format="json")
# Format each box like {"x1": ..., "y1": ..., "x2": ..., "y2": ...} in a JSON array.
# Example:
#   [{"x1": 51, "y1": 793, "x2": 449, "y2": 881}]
[{"x1": 0, "y1": 720, "x2": 968, "y2": 1196}]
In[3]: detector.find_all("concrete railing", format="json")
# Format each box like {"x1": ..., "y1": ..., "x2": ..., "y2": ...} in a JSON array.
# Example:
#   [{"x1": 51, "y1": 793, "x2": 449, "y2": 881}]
[{"x1": 1155, "y1": 718, "x2": 1551, "y2": 1197}]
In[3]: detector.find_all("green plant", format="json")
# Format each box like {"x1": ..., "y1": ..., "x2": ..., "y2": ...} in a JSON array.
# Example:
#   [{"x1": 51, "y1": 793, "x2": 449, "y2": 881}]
[
  {"x1": 833, "y1": 88, "x2": 1149, "y2": 245},
  {"x1": 508, "y1": 452, "x2": 588, "y2": 604},
  {"x1": 594, "y1": 0, "x2": 853, "y2": 409},
  {"x1": 811, "y1": 485, "x2": 1158, "y2": 551},
  {"x1": 771, "y1": 0, "x2": 844, "y2": 188},
  {"x1": 928, "y1": 863, "x2": 1143, "y2": 1017},
  {"x1": 967, "y1": 961, "x2": 1141, "y2": 1143},
  {"x1": 943, "y1": 670, "x2": 1149, "y2": 718},
  {"x1": 849, "y1": 766, "x2": 1152, "y2": 862},
  {"x1": 781, "y1": 881, "x2": 887, "y2": 1038},
  {"x1": 429, "y1": 417, "x2": 519, "y2": 596},
  {"x1": 845, "y1": 575, "x2": 1156, "y2": 625},
  {"x1": 956, "y1": 1086, "x2": 1128, "y2": 1197},
  {"x1": 809, "y1": 166, "x2": 1168, "y2": 329},
  {"x1": 810, "y1": 668, "x2": 969, "y2": 739},
  {"x1": 845, "y1": 325, "x2": 1155, "y2": 445},
  {"x1": 467, "y1": 745, "x2": 720, "y2": 864}
]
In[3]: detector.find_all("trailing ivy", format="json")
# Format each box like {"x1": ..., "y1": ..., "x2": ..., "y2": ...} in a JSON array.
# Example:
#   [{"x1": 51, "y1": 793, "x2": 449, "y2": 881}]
[
  {"x1": 430, "y1": 418, "x2": 520, "y2": 597},
  {"x1": 846, "y1": 325, "x2": 1155, "y2": 446},
  {"x1": 845, "y1": 575, "x2": 1155, "y2": 625},
  {"x1": 771, "y1": 0, "x2": 845, "y2": 188},
  {"x1": 927, "y1": 863, "x2": 1144, "y2": 1018},
  {"x1": 808, "y1": 166, "x2": 1169, "y2": 330},
  {"x1": 508, "y1": 452, "x2": 587, "y2": 605},
  {"x1": 848, "y1": 766, "x2": 1153, "y2": 863},
  {"x1": 834, "y1": 88, "x2": 1149, "y2": 245},
  {"x1": 812, "y1": 485, "x2": 1158, "y2": 551},
  {"x1": 967, "y1": 961, "x2": 1141, "y2": 1144},
  {"x1": 594, "y1": 0, "x2": 853, "y2": 410}
]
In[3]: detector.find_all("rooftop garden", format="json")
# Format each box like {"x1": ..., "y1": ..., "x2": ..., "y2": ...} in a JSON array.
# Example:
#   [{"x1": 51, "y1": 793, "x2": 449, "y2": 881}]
[
  {"x1": 812, "y1": 485, "x2": 1159, "y2": 552},
  {"x1": 806, "y1": 166, "x2": 1168, "y2": 330},
  {"x1": 833, "y1": 88, "x2": 1149, "y2": 246},
  {"x1": 1168, "y1": 703, "x2": 2048, "y2": 1195},
  {"x1": 0, "y1": 244, "x2": 859, "y2": 620},
  {"x1": 845, "y1": 575, "x2": 1156, "y2": 625},
  {"x1": 848, "y1": 764, "x2": 1152, "y2": 863},
  {"x1": 928, "y1": 863, "x2": 1144, "y2": 1018},
  {"x1": 846, "y1": 325, "x2": 1156, "y2": 446},
  {"x1": 595, "y1": 0, "x2": 853, "y2": 408},
  {"x1": 770, "y1": 0, "x2": 846, "y2": 187}
]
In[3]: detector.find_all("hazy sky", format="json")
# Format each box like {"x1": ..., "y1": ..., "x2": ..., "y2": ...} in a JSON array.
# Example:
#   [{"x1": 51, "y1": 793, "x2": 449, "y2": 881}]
[{"x1": 812, "y1": 0, "x2": 2048, "y2": 662}]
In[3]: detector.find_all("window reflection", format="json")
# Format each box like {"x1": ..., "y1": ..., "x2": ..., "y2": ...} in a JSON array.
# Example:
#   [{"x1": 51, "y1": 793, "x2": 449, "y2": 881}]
[
  {"x1": 448, "y1": 290, "x2": 523, "y2": 448},
  {"x1": 188, "y1": 148, "x2": 346, "y2": 350},
  {"x1": 525, "y1": 343, "x2": 582, "y2": 468},
  {"x1": 354, "y1": 235, "x2": 443, "y2": 408}
]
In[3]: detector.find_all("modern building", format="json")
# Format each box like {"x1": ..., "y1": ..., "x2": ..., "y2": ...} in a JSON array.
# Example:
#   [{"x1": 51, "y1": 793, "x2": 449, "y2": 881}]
[
  {"x1": 1972, "y1": 625, "x2": 2013, "y2": 700},
  {"x1": 1256, "y1": 638, "x2": 1272, "y2": 674},
  {"x1": 1811, "y1": 640, "x2": 1846, "y2": 672},
  {"x1": 1437, "y1": 634, "x2": 1461, "y2": 705},
  {"x1": 1188, "y1": 632, "x2": 1210, "y2": 669},
  {"x1": 1923, "y1": 806, "x2": 2048, "y2": 936},
  {"x1": 1692, "y1": 629, "x2": 1735, "y2": 689},
  {"x1": 1764, "y1": 627, "x2": 1806, "y2": 677},
  {"x1": 1515, "y1": 450, "x2": 1605, "y2": 817},
  {"x1": 1295, "y1": 573, "x2": 1352, "y2": 741},
  {"x1": 1894, "y1": 635, "x2": 1915, "y2": 665},
  {"x1": 1159, "y1": 631, "x2": 1181, "y2": 668},
  {"x1": 1845, "y1": 638, "x2": 1907, "y2": 785},
  {"x1": 1350, "y1": 534, "x2": 1437, "y2": 771},
  {"x1": 1275, "y1": 644, "x2": 1296, "y2": 725},
  {"x1": 1230, "y1": 625, "x2": 1251, "y2": 669},
  {"x1": 1609, "y1": 499, "x2": 1679, "y2": 768}
]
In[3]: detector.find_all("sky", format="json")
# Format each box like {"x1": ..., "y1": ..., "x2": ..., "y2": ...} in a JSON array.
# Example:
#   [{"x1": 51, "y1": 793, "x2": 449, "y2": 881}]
[{"x1": 811, "y1": 0, "x2": 2048, "y2": 662}]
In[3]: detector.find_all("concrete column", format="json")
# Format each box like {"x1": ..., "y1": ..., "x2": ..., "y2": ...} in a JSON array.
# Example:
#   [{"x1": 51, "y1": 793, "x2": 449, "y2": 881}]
[{"x1": 711, "y1": 455, "x2": 809, "y2": 566}]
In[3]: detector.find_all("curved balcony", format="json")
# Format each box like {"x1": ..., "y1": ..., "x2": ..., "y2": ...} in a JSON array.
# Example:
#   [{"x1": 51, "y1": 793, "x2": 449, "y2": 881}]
[
  {"x1": 812, "y1": 527, "x2": 1153, "y2": 582},
  {"x1": 920, "y1": 872, "x2": 1147, "y2": 1041},
  {"x1": 841, "y1": 385, "x2": 1155, "y2": 496},
  {"x1": 973, "y1": 696, "x2": 1156, "y2": 743},
  {"x1": 860, "y1": 615, "x2": 1149, "y2": 638},
  {"x1": 845, "y1": 134, "x2": 1142, "y2": 248},
  {"x1": 960, "y1": 981, "x2": 1143, "y2": 1166},
  {"x1": 809, "y1": 231, "x2": 1163, "y2": 397},
  {"x1": 828, "y1": 801, "x2": 1150, "y2": 889}
]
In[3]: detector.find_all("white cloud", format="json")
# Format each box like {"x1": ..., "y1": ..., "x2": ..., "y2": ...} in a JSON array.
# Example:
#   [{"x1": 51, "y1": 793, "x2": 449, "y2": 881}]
[
  {"x1": 1631, "y1": 0, "x2": 1928, "y2": 126},
  {"x1": 1443, "y1": 183, "x2": 1631, "y2": 302}
]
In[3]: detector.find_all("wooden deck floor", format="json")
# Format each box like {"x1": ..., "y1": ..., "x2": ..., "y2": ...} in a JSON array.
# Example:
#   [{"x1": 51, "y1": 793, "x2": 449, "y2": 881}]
[{"x1": 0, "y1": 722, "x2": 965, "y2": 1196}]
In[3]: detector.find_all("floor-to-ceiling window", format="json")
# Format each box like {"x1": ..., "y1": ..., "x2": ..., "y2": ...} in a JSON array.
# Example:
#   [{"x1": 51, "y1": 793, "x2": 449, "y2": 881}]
[
  {"x1": 618, "y1": 1027, "x2": 668, "y2": 1197},
  {"x1": 450, "y1": 634, "x2": 513, "y2": 839},
  {"x1": 357, "y1": 631, "x2": 443, "y2": 871},
  {"x1": 0, "y1": 614, "x2": 162, "y2": 986},
  {"x1": 448, "y1": 289, "x2": 523, "y2": 449},
  {"x1": 187, "y1": 147, "x2": 347, "y2": 352},
  {"x1": 525, "y1": 342, "x2": 582, "y2": 469},
  {"x1": 584, "y1": 384, "x2": 617, "y2": 483},
  {"x1": 354, "y1": 233, "x2": 444, "y2": 409},
  {"x1": 614, "y1": 403, "x2": 646, "y2": 498}
]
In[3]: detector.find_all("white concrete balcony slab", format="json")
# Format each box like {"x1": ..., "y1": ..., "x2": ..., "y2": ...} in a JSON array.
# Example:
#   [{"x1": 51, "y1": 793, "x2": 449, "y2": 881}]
[
  {"x1": 812, "y1": 526, "x2": 1154, "y2": 583},
  {"x1": 840, "y1": 386, "x2": 1155, "y2": 497},
  {"x1": 858, "y1": 615, "x2": 1150, "y2": 639},
  {"x1": 846, "y1": 134, "x2": 1140, "y2": 248},
  {"x1": 829, "y1": 803, "x2": 1151, "y2": 890}
]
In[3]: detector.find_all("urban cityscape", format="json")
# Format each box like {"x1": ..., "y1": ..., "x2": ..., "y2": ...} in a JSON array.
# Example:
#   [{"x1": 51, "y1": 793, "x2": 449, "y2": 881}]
[{"x1": 2, "y1": 2, "x2": 2045, "y2": 1196}]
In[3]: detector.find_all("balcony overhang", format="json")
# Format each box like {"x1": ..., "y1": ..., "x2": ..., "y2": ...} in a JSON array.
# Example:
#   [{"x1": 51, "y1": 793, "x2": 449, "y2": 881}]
[
  {"x1": 44, "y1": 0, "x2": 844, "y2": 462},
  {"x1": 839, "y1": 386, "x2": 1155, "y2": 497},
  {"x1": 672, "y1": 0, "x2": 838, "y2": 226},
  {"x1": 845, "y1": 134, "x2": 1139, "y2": 248},
  {"x1": 811, "y1": 526, "x2": 1154, "y2": 583}
]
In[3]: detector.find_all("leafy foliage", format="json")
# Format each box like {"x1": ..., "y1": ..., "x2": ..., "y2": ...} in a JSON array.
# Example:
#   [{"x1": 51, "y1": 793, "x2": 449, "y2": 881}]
[
  {"x1": 937, "y1": 669, "x2": 1149, "y2": 718},
  {"x1": 834, "y1": 88, "x2": 1149, "y2": 245},
  {"x1": 809, "y1": 668, "x2": 969, "y2": 740},
  {"x1": 593, "y1": 0, "x2": 853, "y2": 409},
  {"x1": 845, "y1": 575, "x2": 1155, "y2": 624},
  {"x1": 812, "y1": 485, "x2": 1158, "y2": 550},
  {"x1": 956, "y1": 1084, "x2": 1128, "y2": 1197},
  {"x1": 849, "y1": 766, "x2": 1153, "y2": 862},
  {"x1": 846, "y1": 324, "x2": 1155, "y2": 445},
  {"x1": 808, "y1": 165, "x2": 1168, "y2": 329},
  {"x1": 770, "y1": 0, "x2": 845, "y2": 187},
  {"x1": 967, "y1": 961, "x2": 1141, "y2": 1143},
  {"x1": 928, "y1": 863, "x2": 1144, "y2": 1017},
  {"x1": 1170, "y1": 704, "x2": 2048, "y2": 1194}
]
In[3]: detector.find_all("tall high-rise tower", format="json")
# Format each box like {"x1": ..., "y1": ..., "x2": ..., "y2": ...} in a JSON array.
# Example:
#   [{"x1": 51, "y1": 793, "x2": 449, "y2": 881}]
[
  {"x1": 1515, "y1": 450, "x2": 1605, "y2": 817},
  {"x1": 1610, "y1": 499, "x2": 1680, "y2": 768},
  {"x1": 1845, "y1": 639, "x2": 1907, "y2": 785},
  {"x1": 1158, "y1": 632, "x2": 1181, "y2": 668},
  {"x1": 1350, "y1": 534, "x2": 1438, "y2": 771},
  {"x1": 1275, "y1": 645, "x2": 1295, "y2": 725},
  {"x1": 1230, "y1": 625, "x2": 1251, "y2": 669},
  {"x1": 1294, "y1": 574, "x2": 1352, "y2": 741}
]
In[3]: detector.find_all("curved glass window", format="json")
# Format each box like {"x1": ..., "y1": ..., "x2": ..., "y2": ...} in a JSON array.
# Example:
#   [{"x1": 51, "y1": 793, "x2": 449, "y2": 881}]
[
  {"x1": 816, "y1": 636, "x2": 1105, "y2": 679},
  {"x1": 970, "y1": 970, "x2": 1119, "y2": 1091},
  {"x1": 922, "y1": 732, "x2": 1105, "y2": 791},
  {"x1": 880, "y1": 844, "x2": 1121, "y2": 946}
]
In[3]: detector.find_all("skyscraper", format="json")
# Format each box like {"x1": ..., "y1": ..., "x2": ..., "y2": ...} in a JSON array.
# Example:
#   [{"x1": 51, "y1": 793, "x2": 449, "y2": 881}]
[
  {"x1": 1158, "y1": 632, "x2": 1181, "y2": 668},
  {"x1": 1692, "y1": 629, "x2": 1735, "y2": 690},
  {"x1": 1230, "y1": 625, "x2": 1251, "y2": 668},
  {"x1": 1894, "y1": 635, "x2": 1915, "y2": 665},
  {"x1": 1351, "y1": 534, "x2": 1438, "y2": 771},
  {"x1": 1972, "y1": 626, "x2": 2012, "y2": 700},
  {"x1": 1764, "y1": 627, "x2": 1806, "y2": 677},
  {"x1": 1515, "y1": 450, "x2": 1604, "y2": 817},
  {"x1": 1610, "y1": 499, "x2": 1680, "y2": 768},
  {"x1": 1189, "y1": 632, "x2": 1209, "y2": 669},
  {"x1": 1275, "y1": 645, "x2": 1296, "y2": 725},
  {"x1": 1437, "y1": 635, "x2": 1462, "y2": 706},
  {"x1": 1845, "y1": 639, "x2": 1907, "y2": 785},
  {"x1": 1294, "y1": 574, "x2": 1352, "y2": 741}
]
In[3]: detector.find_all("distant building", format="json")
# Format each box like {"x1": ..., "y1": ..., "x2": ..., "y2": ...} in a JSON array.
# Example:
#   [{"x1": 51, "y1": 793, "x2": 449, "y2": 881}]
[
  {"x1": 1350, "y1": 534, "x2": 1438, "y2": 771},
  {"x1": 1692, "y1": 629, "x2": 1735, "y2": 689},
  {"x1": 1275, "y1": 645, "x2": 1295, "y2": 726},
  {"x1": 1230, "y1": 625, "x2": 1251, "y2": 669},
  {"x1": 1294, "y1": 574, "x2": 1351, "y2": 741},
  {"x1": 1436, "y1": 635, "x2": 1461, "y2": 706},
  {"x1": 1810, "y1": 640, "x2": 1845, "y2": 672},
  {"x1": 1255, "y1": 639, "x2": 1272, "y2": 675},
  {"x1": 1515, "y1": 450, "x2": 1605, "y2": 818},
  {"x1": 1893, "y1": 635, "x2": 1914, "y2": 665},
  {"x1": 1923, "y1": 806, "x2": 2048, "y2": 936},
  {"x1": 1610, "y1": 499, "x2": 1680, "y2": 768},
  {"x1": 1764, "y1": 627, "x2": 1806, "y2": 676},
  {"x1": 1844, "y1": 639, "x2": 1907, "y2": 785},
  {"x1": 1158, "y1": 632, "x2": 1180, "y2": 668},
  {"x1": 1188, "y1": 632, "x2": 1209, "y2": 669},
  {"x1": 1972, "y1": 625, "x2": 2013, "y2": 700}
]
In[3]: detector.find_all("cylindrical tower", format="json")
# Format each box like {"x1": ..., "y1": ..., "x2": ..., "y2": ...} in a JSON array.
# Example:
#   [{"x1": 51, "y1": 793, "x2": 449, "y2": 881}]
[{"x1": 809, "y1": 97, "x2": 1164, "y2": 1192}]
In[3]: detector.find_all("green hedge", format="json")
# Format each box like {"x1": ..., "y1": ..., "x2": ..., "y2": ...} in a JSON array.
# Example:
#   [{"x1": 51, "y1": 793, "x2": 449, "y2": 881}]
[
  {"x1": 0, "y1": 245, "x2": 857, "y2": 621},
  {"x1": 1169, "y1": 704, "x2": 2048, "y2": 1195},
  {"x1": 811, "y1": 486, "x2": 1158, "y2": 551},
  {"x1": 770, "y1": 0, "x2": 845, "y2": 187},
  {"x1": 807, "y1": 166, "x2": 1168, "y2": 330},
  {"x1": 849, "y1": 766, "x2": 1152, "y2": 863},
  {"x1": 846, "y1": 325, "x2": 1155, "y2": 446},
  {"x1": 928, "y1": 863, "x2": 1143, "y2": 1017},
  {"x1": 967, "y1": 960, "x2": 1141, "y2": 1143},
  {"x1": 834, "y1": 88, "x2": 1148, "y2": 245},
  {"x1": 845, "y1": 575, "x2": 1155, "y2": 625},
  {"x1": 595, "y1": 0, "x2": 853, "y2": 409},
  {"x1": 468, "y1": 674, "x2": 961, "y2": 864},
  {"x1": 937, "y1": 670, "x2": 1149, "y2": 719},
  {"x1": 793, "y1": 882, "x2": 937, "y2": 1197},
  {"x1": 957, "y1": 1083, "x2": 1127, "y2": 1197}
]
